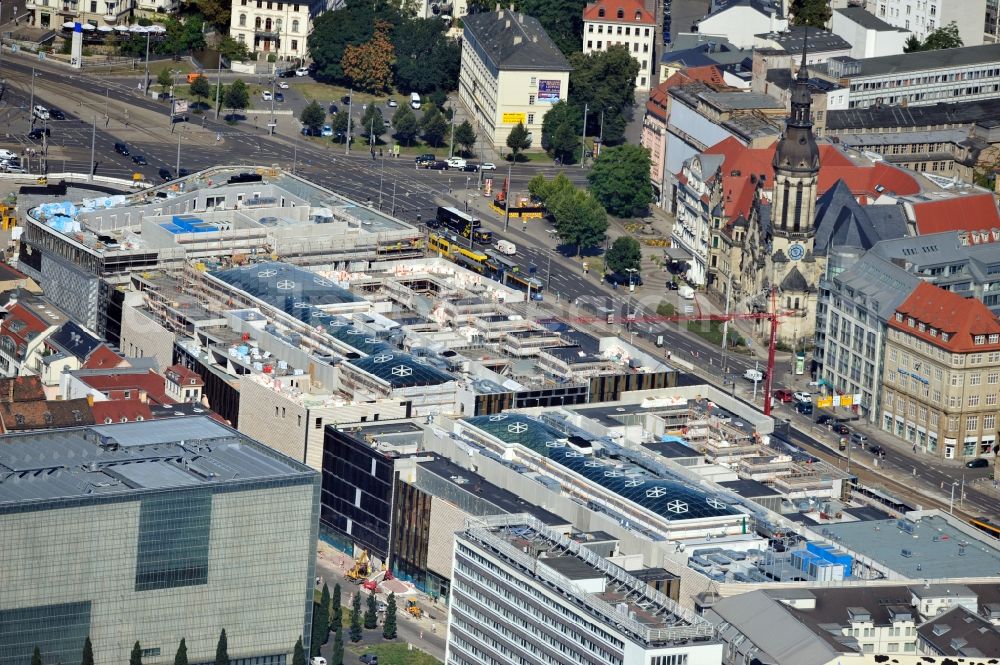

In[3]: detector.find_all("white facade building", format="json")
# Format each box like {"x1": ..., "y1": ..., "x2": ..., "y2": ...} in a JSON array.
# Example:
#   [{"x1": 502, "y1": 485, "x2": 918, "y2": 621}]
[
  {"x1": 831, "y1": 6, "x2": 911, "y2": 59},
  {"x1": 864, "y1": 0, "x2": 986, "y2": 47},
  {"x1": 446, "y1": 514, "x2": 723, "y2": 665},
  {"x1": 582, "y1": 0, "x2": 657, "y2": 90},
  {"x1": 672, "y1": 153, "x2": 724, "y2": 286},
  {"x1": 696, "y1": 1, "x2": 788, "y2": 50},
  {"x1": 229, "y1": 0, "x2": 335, "y2": 61}
]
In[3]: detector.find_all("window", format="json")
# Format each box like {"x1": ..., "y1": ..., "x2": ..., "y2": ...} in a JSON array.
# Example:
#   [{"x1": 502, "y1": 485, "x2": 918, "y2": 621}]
[
  {"x1": 616, "y1": 8, "x2": 623, "y2": 18},
  {"x1": 971, "y1": 373, "x2": 982, "y2": 385},
  {"x1": 527, "y1": 113, "x2": 535, "y2": 124},
  {"x1": 968, "y1": 395, "x2": 980, "y2": 407},
  {"x1": 238, "y1": 12, "x2": 246, "y2": 25},
  {"x1": 967, "y1": 415, "x2": 979, "y2": 431},
  {"x1": 989, "y1": 372, "x2": 1000, "y2": 385},
  {"x1": 985, "y1": 414, "x2": 996, "y2": 430},
  {"x1": 528, "y1": 94, "x2": 535, "y2": 105},
  {"x1": 135, "y1": 490, "x2": 211, "y2": 591},
  {"x1": 292, "y1": 39, "x2": 298, "y2": 50}
]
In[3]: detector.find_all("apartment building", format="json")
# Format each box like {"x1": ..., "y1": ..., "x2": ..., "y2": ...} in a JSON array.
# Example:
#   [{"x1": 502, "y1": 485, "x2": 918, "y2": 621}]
[
  {"x1": 824, "y1": 43, "x2": 1000, "y2": 108},
  {"x1": 459, "y1": 9, "x2": 572, "y2": 150},
  {"x1": 880, "y1": 281, "x2": 1000, "y2": 460},
  {"x1": 446, "y1": 514, "x2": 722, "y2": 665},
  {"x1": 582, "y1": 0, "x2": 656, "y2": 90},
  {"x1": 864, "y1": 0, "x2": 986, "y2": 47},
  {"x1": 27, "y1": 0, "x2": 131, "y2": 29},
  {"x1": 229, "y1": 0, "x2": 328, "y2": 60}
]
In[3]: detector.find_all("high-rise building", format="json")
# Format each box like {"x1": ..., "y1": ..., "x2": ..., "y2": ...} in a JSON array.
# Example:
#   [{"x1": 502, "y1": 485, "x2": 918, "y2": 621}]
[
  {"x1": 0, "y1": 417, "x2": 319, "y2": 665},
  {"x1": 446, "y1": 514, "x2": 722, "y2": 665}
]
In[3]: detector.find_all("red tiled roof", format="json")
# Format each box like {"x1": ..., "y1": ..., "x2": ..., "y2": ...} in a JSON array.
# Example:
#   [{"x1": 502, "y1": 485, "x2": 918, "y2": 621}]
[
  {"x1": 889, "y1": 282, "x2": 1000, "y2": 353},
  {"x1": 0, "y1": 376, "x2": 45, "y2": 403},
  {"x1": 90, "y1": 399, "x2": 154, "y2": 425},
  {"x1": 1, "y1": 303, "x2": 51, "y2": 358},
  {"x1": 647, "y1": 70, "x2": 728, "y2": 119},
  {"x1": 910, "y1": 193, "x2": 1000, "y2": 235},
  {"x1": 699, "y1": 138, "x2": 922, "y2": 220},
  {"x1": 78, "y1": 370, "x2": 174, "y2": 405},
  {"x1": 81, "y1": 345, "x2": 127, "y2": 369},
  {"x1": 0, "y1": 398, "x2": 95, "y2": 432},
  {"x1": 583, "y1": 0, "x2": 655, "y2": 23},
  {"x1": 165, "y1": 364, "x2": 204, "y2": 387}
]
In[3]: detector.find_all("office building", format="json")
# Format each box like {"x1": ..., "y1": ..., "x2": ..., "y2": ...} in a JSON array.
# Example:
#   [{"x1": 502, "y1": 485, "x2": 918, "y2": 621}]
[
  {"x1": 458, "y1": 9, "x2": 572, "y2": 149},
  {"x1": 582, "y1": 0, "x2": 656, "y2": 90},
  {"x1": 880, "y1": 281, "x2": 1000, "y2": 460},
  {"x1": 0, "y1": 417, "x2": 319, "y2": 665},
  {"x1": 823, "y1": 44, "x2": 1000, "y2": 108},
  {"x1": 446, "y1": 514, "x2": 722, "y2": 665},
  {"x1": 864, "y1": 0, "x2": 986, "y2": 47}
]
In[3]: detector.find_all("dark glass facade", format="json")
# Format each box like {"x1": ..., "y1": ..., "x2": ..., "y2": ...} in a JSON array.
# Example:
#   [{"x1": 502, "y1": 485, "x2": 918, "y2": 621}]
[
  {"x1": 135, "y1": 489, "x2": 212, "y2": 591},
  {"x1": 320, "y1": 428, "x2": 395, "y2": 559},
  {"x1": 0, "y1": 601, "x2": 91, "y2": 665},
  {"x1": 390, "y1": 478, "x2": 432, "y2": 584},
  {"x1": 174, "y1": 344, "x2": 241, "y2": 426}
]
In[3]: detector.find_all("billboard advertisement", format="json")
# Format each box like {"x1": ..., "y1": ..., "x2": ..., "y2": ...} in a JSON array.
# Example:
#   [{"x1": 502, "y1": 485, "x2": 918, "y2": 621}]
[
  {"x1": 538, "y1": 79, "x2": 561, "y2": 103},
  {"x1": 502, "y1": 112, "x2": 527, "y2": 124}
]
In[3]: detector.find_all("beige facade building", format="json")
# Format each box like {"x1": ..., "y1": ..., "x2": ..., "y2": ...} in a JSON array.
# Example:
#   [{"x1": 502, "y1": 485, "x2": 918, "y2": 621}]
[
  {"x1": 458, "y1": 9, "x2": 571, "y2": 151},
  {"x1": 582, "y1": 0, "x2": 656, "y2": 90},
  {"x1": 229, "y1": 0, "x2": 332, "y2": 61},
  {"x1": 880, "y1": 281, "x2": 1000, "y2": 461}
]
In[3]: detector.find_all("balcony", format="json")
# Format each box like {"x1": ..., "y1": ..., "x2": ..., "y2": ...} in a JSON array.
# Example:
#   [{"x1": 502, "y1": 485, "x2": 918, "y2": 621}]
[{"x1": 255, "y1": 28, "x2": 280, "y2": 38}]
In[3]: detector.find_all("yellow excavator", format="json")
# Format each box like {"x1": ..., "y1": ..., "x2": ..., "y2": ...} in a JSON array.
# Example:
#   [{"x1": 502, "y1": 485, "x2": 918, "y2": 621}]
[
  {"x1": 406, "y1": 599, "x2": 422, "y2": 618},
  {"x1": 345, "y1": 550, "x2": 371, "y2": 583}
]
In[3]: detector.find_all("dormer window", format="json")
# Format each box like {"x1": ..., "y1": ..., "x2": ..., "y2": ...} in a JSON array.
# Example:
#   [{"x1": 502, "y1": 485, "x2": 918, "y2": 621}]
[
  {"x1": 43, "y1": 412, "x2": 53, "y2": 425},
  {"x1": 598, "y1": 7, "x2": 604, "y2": 16},
  {"x1": 634, "y1": 10, "x2": 641, "y2": 20},
  {"x1": 895, "y1": 313, "x2": 903, "y2": 322},
  {"x1": 942, "y1": 333, "x2": 950, "y2": 342},
  {"x1": 990, "y1": 334, "x2": 999, "y2": 344},
  {"x1": 975, "y1": 335, "x2": 986, "y2": 345},
  {"x1": 930, "y1": 329, "x2": 937, "y2": 337},
  {"x1": 906, "y1": 317, "x2": 915, "y2": 327},
  {"x1": 616, "y1": 8, "x2": 623, "y2": 18},
  {"x1": 14, "y1": 414, "x2": 24, "y2": 425},
  {"x1": 104, "y1": 417, "x2": 113, "y2": 424}
]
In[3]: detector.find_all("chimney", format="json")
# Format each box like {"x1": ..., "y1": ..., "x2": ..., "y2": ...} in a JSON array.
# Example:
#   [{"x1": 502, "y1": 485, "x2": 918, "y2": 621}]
[
  {"x1": 513, "y1": 34, "x2": 522, "y2": 45},
  {"x1": 138, "y1": 389, "x2": 147, "y2": 404},
  {"x1": 495, "y1": 3, "x2": 501, "y2": 15},
  {"x1": 518, "y1": 11, "x2": 523, "y2": 22},
  {"x1": 770, "y1": 11, "x2": 776, "y2": 33},
  {"x1": 86, "y1": 393, "x2": 94, "y2": 407}
]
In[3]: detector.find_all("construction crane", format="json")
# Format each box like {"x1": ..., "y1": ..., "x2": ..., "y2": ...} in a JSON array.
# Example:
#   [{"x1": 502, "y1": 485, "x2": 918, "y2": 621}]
[{"x1": 571, "y1": 289, "x2": 790, "y2": 417}]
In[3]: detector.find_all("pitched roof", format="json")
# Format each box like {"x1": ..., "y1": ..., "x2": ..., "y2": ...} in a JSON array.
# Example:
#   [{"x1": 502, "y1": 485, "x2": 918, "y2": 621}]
[
  {"x1": 0, "y1": 376, "x2": 45, "y2": 403},
  {"x1": 583, "y1": 0, "x2": 655, "y2": 24},
  {"x1": 909, "y1": 193, "x2": 1000, "y2": 235},
  {"x1": 0, "y1": 303, "x2": 53, "y2": 359},
  {"x1": 46, "y1": 321, "x2": 102, "y2": 362},
  {"x1": 0, "y1": 398, "x2": 95, "y2": 432},
  {"x1": 834, "y1": 6, "x2": 906, "y2": 32},
  {"x1": 81, "y1": 345, "x2": 126, "y2": 369},
  {"x1": 90, "y1": 399, "x2": 154, "y2": 425},
  {"x1": 813, "y1": 180, "x2": 908, "y2": 254},
  {"x1": 779, "y1": 265, "x2": 810, "y2": 292},
  {"x1": 461, "y1": 9, "x2": 572, "y2": 72},
  {"x1": 890, "y1": 281, "x2": 1000, "y2": 353},
  {"x1": 0, "y1": 263, "x2": 28, "y2": 282},
  {"x1": 165, "y1": 364, "x2": 204, "y2": 387},
  {"x1": 917, "y1": 605, "x2": 1000, "y2": 657},
  {"x1": 76, "y1": 369, "x2": 174, "y2": 405},
  {"x1": 646, "y1": 68, "x2": 727, "y2": 119}
]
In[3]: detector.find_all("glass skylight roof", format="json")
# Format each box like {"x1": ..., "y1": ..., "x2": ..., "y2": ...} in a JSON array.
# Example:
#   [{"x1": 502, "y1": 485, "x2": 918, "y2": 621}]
[
  {"x1": 212, "y1": 262, "x2": 363, "y2": 320},
  {"x1": 463, "y1": 414, "x2": 738, "y2": 521},
  {"x1": 348, "y1": 352, "x2": 455, "y2": 388}
]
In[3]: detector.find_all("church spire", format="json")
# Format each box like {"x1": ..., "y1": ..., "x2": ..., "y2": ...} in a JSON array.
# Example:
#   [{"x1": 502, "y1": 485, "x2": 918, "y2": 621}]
[{"x1": 789, "y1": 26, "x2": 813, "y2": 127}]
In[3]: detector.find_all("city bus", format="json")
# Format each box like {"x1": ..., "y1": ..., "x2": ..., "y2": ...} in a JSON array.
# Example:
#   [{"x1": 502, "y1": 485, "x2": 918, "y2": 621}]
[{"x1": 437, "y1": 206, "x2": 494, "y2": 245}]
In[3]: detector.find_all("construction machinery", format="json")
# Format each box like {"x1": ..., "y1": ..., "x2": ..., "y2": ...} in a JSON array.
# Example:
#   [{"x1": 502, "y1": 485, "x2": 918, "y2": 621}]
[
  {"x1": 405, "y1": 599, "x2": 422, "y2": 618},
  {"x1": 345, "y1": 550, "x2": 371, "y2": 583}
]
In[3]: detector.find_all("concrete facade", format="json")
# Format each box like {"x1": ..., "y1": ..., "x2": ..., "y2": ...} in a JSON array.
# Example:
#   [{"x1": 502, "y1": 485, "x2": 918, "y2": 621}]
[
  {"x1": 831, "y1": 7, "x2": 911, "y2": 59},
  {"x1": 864, "y1": 0, "x2": 987, "y2": 46}
]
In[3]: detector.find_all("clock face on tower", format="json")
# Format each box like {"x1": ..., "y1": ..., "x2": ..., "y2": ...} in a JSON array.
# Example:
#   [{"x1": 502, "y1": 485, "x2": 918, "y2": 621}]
[{"x1": 788, "y1": 244, "x2": 805, "y2": 261}]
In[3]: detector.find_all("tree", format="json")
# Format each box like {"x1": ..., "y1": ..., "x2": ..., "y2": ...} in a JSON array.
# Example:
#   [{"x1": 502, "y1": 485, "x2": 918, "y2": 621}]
[
  {"x1": 173, "y1": 639, "x2": 188, "y2": 665},
  {"x1": 82, "y1": 637, "x2": 94, "y2": 665},
  {"x1": 218, "y1": 35, "x2": 251, "y2": 63},
  {"x1": 331, "y1": 583, "x2": 343, "y2": 632},
  {"x1": 157, "y1": 68, "x2": 173, "y2": 95},
  {"x1": 922, "y1": 22, "x2": 963, "y2": 50},
  {"x1": 189, "y1": 75, "x2": 211, "y2": 109},
  {"x1": 569, "y1": 45, "x2": 639, "y2": 145},
  {"x1": 453, "y1": 120, "x2": 477, "y2": 156},
  {"x1": 312, "y1": 585, "x2": 330, "y2": 655},
  {"x1": 332, "y1": 110, "x2": 351, "y2": 142},
  {"x1": 790, "y1": 0, "x2": 831, "y2": 28},
  {"x1": 291, "y1": 637, "x2": 305, "y2": 665},
  {"x1": 223, "y1": 79, "x2": 249, "y2": 118},
  {"x1": 587, "y1": 144, "x2": 653, "y2": 218},
  {"x1": 541, "y1": 100, "x2": 582, "y2": 162},
  {"x1": 130, "y1": 642, "x2": 143, "y2": 665},
  {"x1": 364, "y1": 589, "x2": 378, "y2": 629},
  {"x1": 300, "y1": 100, "x2": 326, "y2": 133},
  {"x1": 392, "y1": 105, "x2": 419, "y2": 145},
  {"x1": 214, "y1": 629, "x2": 229, "y2": 665},
  {"x1": 307, "y1": 0, "x2": 401, "y2": 83},
  {"x1": 551, "y1": 188, "x2": 608, "y2": 254},
  {"x1": 193, "y1": 0, "x2": 230, "y2": 31},
  {"x1": 530, "y1": 172, "x2": 574, "y2": 204},
  {"x1": 341, "y1": 20, "x2": 396, "y2": 92},
  {"x1": 506, "y1": 122, "x2": 531, "y2": 160},
  {"x1": 331, "y1": 626, "x2": 344, "y2": 665},
  {"x1": 382, "y1": 592, "x2": 398, "y2": 640},
  {"x1": 903, "y1": 34, "x2": 923, "y2": 53},
  {"x1": 605, "y1": 236, "x2": 642, "y2": 274},
  {"x1": 420, "y1": 104, "x2": 449, "y2": 147},
  {"x1": 349, "y1": 591, "x2": 363, "y2": 642},
  {"x1": 361, "y1": 104, "x2": 386, "y2": 144},
  {"x1": 32, "y1": 647, "x2": 42, "y2": 665},
  {"x1": 392, "y1": 17, "x2": 461, "y2": 94}
]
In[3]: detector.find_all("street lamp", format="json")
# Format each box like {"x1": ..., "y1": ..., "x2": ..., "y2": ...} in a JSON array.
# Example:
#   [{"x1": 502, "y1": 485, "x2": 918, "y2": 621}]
[{"x1": 949, "y1": 481, "x2": 958, "y2": 514}]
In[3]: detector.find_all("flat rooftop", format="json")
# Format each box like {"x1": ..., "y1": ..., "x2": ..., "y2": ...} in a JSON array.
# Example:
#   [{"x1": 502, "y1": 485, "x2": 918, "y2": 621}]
[
  {"x1": 827, "y1": 44, "x2": 1000, "y2": 78},
  {"x1": 822, "y1": 515, "x2": 1000, "y2": 579},
  {"x1": 465, "y1": 514, "x2": 715, "y2": 644},
  {"x1": 0, "y1": 417, "x2": 315, "y2": 507}
]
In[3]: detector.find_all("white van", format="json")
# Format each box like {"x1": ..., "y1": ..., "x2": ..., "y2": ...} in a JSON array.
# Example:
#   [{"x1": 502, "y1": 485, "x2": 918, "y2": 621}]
[
  {"x1": 410, "y1": 92, "x2": 421, "y2": 109},
  {"x1": 494, "y1": 239, "x2": 516, "y2": 255}
]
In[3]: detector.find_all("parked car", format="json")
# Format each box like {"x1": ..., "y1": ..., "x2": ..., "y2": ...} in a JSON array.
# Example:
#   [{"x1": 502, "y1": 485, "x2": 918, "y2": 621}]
[
  {"x1": 274, "y1": 92, "x2": 284, "y2": 102},
  {"x1": 295, "y1": 67, "x2": 309, "y2": 76},
  {"x1": 158, "y1": 167, "x2": 172, "y2": 181},
  {"x1": 309, "y1": 658, "x2": 326, "y2": 665},
  {"x1": 278, "y1": 81, "x2": 289, "y2": 89},
  {"x1": 832, "y1": 423, "x2": 850, "y2": 436},
  {"x1": 0, "y1": 149, "x2": 16, "y2": 161},
  {"x1": 816, "y1": 414, "x2": 834, "y2": 426},
  {"x1": 480, "y1": 162, "x2": 497, "y2": 171},
  {"x1": 261, "y1": 90, "x2": 272, "y2": 101},
  {"x1": 793, "y1": 391, "x2": 811, "y2": 403},
  {"x1": 427, "y1": 160, "x2": 449, "y2": 170},
  {"x1": 415, "y1": 153, "x2": 436, "y2": 165},
  {"x1": 328, "y1": 104, "x2": 339, "y2": 114},
  {"x1": 32, "y1": 105, "x2": 49, "y2": 120},
  {"x1": 462, "y1": 163, "x2": 480, "y2": 172},
  {"x1": 795, "y1": 401, "x2": 813, "y2": 415},
  {"x1": 279, "y1": 69, "x2": 296, "y2": 78},
  {"x1": 850, "y1": 432, "x2": 868, "y2": 446},
  {"x1": 446, "y1": 157, "x2": 467, "y2": 169},
  {"x1": 744, "y1": 368, "x2": 764, "y2": 382},
  {"x1": 774, "y1": 389, "x2": 794, "y2": 403},
  {"x1": 49, "y1": 108, "x2": 66, "y2": 120},
  {"x1": 131, "y1": 154, "x2": 147, "y2": 165},
  {"x1": 341, "y1": 94, "x2": 351, "y2": 105},
  {"x1": 320, "y1": 125, "x2": 333, "y2": 137},
  {"x1": 384, "y1": 119, "x2": 392, "y2": 128},
  {"x1": 868, "y1": 444, "x2": 884, "y2": 457},
  {"x1": 359, "y1": 656, "x2": 378, "y2": 665},
  {"x1": 386, "y1": 98, "x2": 398, "y2": 107},
  {"x1": 178, "y1": 168, "x2": 191, "y2": 178},
  {"x1": 666, "y1": 280, "x2": 679, "y2": 290},
  {"x1": 27, "y1": 127, "x2": 50, "y2": 140},
  {"x1": 114, "y1": 142, "x2": 129, "y2": 156},
  {"x1": 301, "y1": 126, "x2": 322, "y2": 136},
  {"x1": 605, "y1": 271, "x2": 643, "y2": 287},
  {"x1": 966, "y1": 457, "x2": 990, "y2": 468}
]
